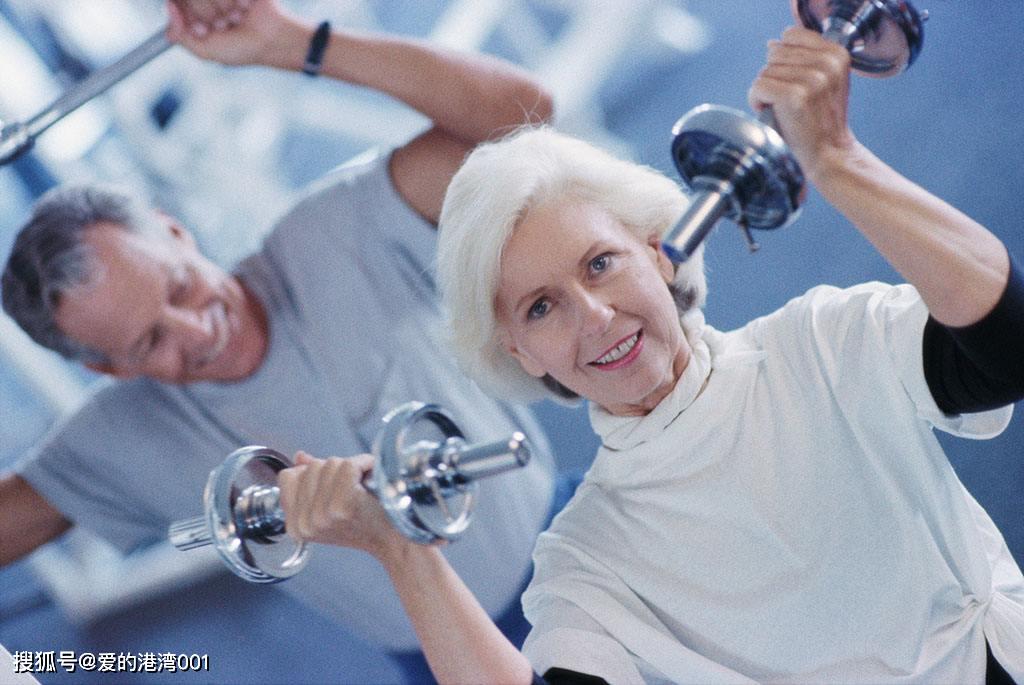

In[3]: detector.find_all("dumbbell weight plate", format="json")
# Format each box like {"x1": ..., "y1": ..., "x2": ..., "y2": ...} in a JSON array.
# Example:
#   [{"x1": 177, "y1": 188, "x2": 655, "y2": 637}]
[
  {"x1": 671, "y1": 104, "x2": 805, "y2": 231},
  {"x1": 793, "y1": 0, "x2": 925, "y2": 77},
  {"x1": 371, "y1": 402, "x2": 476, "y2": 544},
  {"x1": 204, "y1": 446, "x2": 308, "y2": 583}
]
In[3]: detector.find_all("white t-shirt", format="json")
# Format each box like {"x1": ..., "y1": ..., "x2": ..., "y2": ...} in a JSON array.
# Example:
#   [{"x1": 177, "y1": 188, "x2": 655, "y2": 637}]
[{"x1": 522, "y1": 283, "x2": 1022, "y2": 683}]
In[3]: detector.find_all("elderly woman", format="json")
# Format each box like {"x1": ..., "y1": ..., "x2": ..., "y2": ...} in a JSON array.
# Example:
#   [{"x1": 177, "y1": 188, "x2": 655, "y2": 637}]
[{"x1": 279, "y1": 28, "x2": 1023, "y2": 684}]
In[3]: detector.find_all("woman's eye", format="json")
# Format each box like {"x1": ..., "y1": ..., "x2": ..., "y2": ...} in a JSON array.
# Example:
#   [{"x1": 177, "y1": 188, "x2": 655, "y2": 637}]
[
  {"x1": 527, "y1": 299, "x2": 550, "y2": 320},
  {"x1": 590, "y1": 253, "x2": 612, "y2": 273}
]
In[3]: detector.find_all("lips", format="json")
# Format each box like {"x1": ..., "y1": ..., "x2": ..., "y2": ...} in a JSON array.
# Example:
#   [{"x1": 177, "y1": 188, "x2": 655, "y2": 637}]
[{"x1": 590, "y1": 330, "x2": 643, "y2": 370}]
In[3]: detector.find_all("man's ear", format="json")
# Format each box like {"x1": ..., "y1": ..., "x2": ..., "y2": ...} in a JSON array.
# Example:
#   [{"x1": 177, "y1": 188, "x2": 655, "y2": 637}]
[
  {"x1": 157, "y1": 211, "x2": 195, "y2": 248},
  {"x1": 85, "y1": 361, "x2": 137, "y2": 380}
]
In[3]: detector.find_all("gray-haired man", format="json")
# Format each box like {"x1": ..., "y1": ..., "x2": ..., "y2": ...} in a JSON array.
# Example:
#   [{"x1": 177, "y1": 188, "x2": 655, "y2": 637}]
[{"x1": 0, "y1": 0, "x2": 555, "y2": 676}]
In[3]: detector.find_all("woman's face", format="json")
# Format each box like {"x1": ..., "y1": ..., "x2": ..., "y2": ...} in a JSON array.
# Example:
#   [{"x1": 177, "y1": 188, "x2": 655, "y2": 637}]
[{"x1": 496, "y1": 198, "x2": 691, "y2": 416}]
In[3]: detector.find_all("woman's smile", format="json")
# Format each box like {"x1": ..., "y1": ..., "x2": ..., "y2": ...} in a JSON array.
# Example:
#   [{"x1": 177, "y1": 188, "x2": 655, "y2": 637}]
[{"x1": 589, "y1": 329, "x2": 643, "y2": 370}]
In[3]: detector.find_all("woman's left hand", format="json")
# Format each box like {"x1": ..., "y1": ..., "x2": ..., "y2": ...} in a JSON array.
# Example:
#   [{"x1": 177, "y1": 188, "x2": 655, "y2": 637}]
[{"x1": 748, "y1": 27, "x2": 857, "y2": 182}]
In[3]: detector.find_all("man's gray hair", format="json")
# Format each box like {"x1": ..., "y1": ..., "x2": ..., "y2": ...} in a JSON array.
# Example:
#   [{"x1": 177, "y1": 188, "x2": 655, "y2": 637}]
[
  {"x1": 2, "y1": 184, "x2": 158, "y2": 363},
  {"x1": 437, "y1": 126, "x2": 707, "y2": 405}
]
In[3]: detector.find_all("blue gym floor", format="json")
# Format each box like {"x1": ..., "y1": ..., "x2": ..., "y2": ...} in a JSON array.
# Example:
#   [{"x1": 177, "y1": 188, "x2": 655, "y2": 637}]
[{"x1": 2, "y1": 3, "x2": 1022, "y2": 683}]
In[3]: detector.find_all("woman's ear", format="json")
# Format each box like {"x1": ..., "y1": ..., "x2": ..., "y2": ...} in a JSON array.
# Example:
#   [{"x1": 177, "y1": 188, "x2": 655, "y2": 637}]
[
  {"x1": 498, "y1": 327, "x2": 546, "y2": 378},
  {"x1": 509, "y1": 346, "x2": 547, "y2": 378},
  {"x1": 647, "y1": 233, "x2": 676, "y2": 284}
]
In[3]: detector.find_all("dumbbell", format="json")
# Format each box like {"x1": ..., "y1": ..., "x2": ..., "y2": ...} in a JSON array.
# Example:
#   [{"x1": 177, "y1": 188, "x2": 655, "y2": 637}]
[
  {"x1": 660, "y1": 0, "x2": 927, "y2": 263},
  {"x1": 167, "y1": 401, "x2": 532, "y2": 583},
  {"x1": 0, "y1": 31, "x2": 171, "y2": 165}
]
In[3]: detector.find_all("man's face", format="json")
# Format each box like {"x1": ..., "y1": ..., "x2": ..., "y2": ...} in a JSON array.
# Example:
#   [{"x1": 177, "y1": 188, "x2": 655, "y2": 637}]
[{"x1": 54, "y1": 219, "x2": 267, "y2": 384}]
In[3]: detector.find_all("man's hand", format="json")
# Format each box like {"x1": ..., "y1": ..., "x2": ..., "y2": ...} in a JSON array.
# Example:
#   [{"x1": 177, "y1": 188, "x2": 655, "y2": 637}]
[{"x1": 166, "y1": 0, "x2": 305, "y2": 69}]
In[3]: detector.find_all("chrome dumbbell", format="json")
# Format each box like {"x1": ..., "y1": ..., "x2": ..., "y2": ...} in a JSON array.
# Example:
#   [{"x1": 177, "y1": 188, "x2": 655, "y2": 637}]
[
  {"x1": 168, "y1": 401, "x2": 531, "y2": 583},
  {"x1": 661, "y1": 0, "x2": 927, "y2": 263}
]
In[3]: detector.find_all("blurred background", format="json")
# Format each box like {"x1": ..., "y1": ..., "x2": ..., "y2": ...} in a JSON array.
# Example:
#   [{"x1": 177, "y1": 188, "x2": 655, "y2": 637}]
[{"x1": 1, "y1": 1, "x2": 1021, "y2": 683}]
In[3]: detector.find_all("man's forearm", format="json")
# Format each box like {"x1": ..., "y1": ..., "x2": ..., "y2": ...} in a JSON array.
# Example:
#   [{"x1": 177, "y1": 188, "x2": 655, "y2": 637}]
[
  {"x1": 0, "y1": 474, "x2": 71, "y2": 566},
  {"x1": 260, "y1": 18, "x2": 553, "y2": 144}
]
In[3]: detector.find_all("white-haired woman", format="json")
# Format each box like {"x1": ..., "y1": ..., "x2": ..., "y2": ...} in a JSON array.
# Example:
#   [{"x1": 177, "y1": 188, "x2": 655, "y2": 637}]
[{"x1": 278, "y1": 28, "x2": 1023, "y2": 683}]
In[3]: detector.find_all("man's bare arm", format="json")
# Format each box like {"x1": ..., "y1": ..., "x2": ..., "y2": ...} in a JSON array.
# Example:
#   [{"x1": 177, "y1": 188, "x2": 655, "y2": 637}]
[
  {"x1": 0, "y1": 473, "x2": 71, "y2": 566},
  {"x1": 168, "y1": 0, "x2": 554, "y2": 222}
]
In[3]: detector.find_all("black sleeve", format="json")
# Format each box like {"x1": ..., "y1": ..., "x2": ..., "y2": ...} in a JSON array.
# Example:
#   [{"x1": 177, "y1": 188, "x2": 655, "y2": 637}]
[
  {"x1": 922, "y1": 254, "x2": 1024, "y2": 414},
  {"x1": 534, "y1": 668, "x2": 610, "y2": 684}
]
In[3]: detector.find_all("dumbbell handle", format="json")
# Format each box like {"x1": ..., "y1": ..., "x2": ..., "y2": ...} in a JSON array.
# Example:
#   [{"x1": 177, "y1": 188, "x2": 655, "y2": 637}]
[
  {"x1": 168, "y1": 515, "x2": 216, "y2": 551},
  {"x1": 0, "y1": 29, "x2": 171, "y2": 165},
  {"x1": 434, "y1": 432, "x2": 531, "y2": 481},
  {"x1": 757, "y1": 19, "x2": 857, "y2": 132},
  {"x1": 168, "y1": 432, "x2": 530, "y2": 551},
  {"x1": 660, "y1": 177, "x2": 737, "y2": 263}
]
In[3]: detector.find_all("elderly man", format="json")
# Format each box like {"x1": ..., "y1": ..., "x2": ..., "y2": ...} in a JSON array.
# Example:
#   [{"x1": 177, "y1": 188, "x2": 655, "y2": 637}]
[{"x1": 0, "y1": 0, "x2": 555, "y2": 678}]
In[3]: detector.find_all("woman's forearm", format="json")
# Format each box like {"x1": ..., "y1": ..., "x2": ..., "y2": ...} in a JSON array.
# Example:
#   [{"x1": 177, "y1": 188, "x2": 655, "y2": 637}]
[
  {"x1": 809, "y1": 141, "x2": 1010, "y2": 327},
  {"x1": 379, "y1": 542, "x2": 535, "y2": 685}
]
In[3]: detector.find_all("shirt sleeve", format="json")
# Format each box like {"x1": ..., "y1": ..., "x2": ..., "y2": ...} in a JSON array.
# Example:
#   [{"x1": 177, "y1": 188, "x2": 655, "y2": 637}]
[
  {"x1": 763, "y1": 282, "x2": 1013, "y2": 440},
  {"x1": 14, "y1": 380, "x2": 204, "y2": 554},
  {"x1": 17, "y1": 432, "x2": 164, "y2": 554},
  {"x1": 523, "y1": 601, "x2": 649, "y2": 683},
  {"x1": 922, "y1": 254, "x2": 1024, "y2": 414}
]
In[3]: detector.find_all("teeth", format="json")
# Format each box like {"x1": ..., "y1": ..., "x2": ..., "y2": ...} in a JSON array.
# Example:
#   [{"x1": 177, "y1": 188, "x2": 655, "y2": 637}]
[
  {"x1": 197, "y1": 303, "x2": 229, "y2": 368},
  {"x1": 594, "y1": 333, "x2": 639, "y2": 365}
]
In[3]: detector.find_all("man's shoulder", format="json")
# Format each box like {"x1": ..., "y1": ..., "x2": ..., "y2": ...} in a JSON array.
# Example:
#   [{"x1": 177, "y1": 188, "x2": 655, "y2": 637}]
[
  {"x1": 52, "y1": 377, "x2": 185, "y2": 435},
  {"x1": 286, "y1": 149, "x2": 392, "y2": 215},
  {"x1": 17, "y1": 377, "x2": 188, "y2": 471},
  {"x1": 258, "y1": 148, "x2": 402, "y2": 250}
]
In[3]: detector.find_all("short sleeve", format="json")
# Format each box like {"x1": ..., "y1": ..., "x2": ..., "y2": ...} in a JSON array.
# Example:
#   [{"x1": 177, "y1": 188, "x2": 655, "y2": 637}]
[
  {"x1": 523, "y1": 602, "x2": 648, "y2": 684},
  {"x1": 758, "y1": 282, "x2": 1012, "y2": 440},
  {"x1": 14, "y1": 380, "x2": 225, "y2": 555},
  {"x1": 875, "y1": 284, "x2": 1014, "y2": 438},
  {"x1": 18, "y1": 429, "x2": 163, "y2": 554}
]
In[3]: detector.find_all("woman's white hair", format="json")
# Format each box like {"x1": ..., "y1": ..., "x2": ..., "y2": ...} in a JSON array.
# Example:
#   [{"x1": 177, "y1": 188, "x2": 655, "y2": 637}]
[{"x1": 437, "y1": 126, "x2": 706, "y2": 404}]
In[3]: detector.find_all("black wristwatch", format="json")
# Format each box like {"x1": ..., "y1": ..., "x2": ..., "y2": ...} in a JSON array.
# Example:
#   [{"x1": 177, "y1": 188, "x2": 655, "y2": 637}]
[{"x1": 302, "y1": 21, "x2": 331, "y2": 77}]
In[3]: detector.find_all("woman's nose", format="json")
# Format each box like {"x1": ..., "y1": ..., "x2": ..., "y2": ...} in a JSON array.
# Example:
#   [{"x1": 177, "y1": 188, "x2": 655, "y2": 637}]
[{"x1": 576, "y1": 289, "x2": 614, "y2": 336}]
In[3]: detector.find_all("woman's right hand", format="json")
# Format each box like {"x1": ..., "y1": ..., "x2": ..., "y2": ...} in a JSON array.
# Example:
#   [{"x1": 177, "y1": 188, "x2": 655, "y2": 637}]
[{"x1": 277, "y1": 452, "x2": 411, "y2": 561}]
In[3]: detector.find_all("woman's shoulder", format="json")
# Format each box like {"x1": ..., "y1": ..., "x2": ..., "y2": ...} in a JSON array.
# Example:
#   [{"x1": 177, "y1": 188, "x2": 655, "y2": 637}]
[{"x1": 739, "y1": 281, "x2": 921, "y2": 342}]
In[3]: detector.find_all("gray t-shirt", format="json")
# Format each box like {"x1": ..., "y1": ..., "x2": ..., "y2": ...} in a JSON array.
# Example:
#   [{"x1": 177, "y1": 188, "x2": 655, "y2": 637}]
[{"x1": 18, "y1": 151, "x2": 556, "y2": 650}]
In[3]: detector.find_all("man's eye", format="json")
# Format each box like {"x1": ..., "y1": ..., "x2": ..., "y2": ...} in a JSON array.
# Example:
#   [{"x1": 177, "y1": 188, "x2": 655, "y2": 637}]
[{"x1": 528, "y1": 299, "x2": 550, "y2": 320}]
